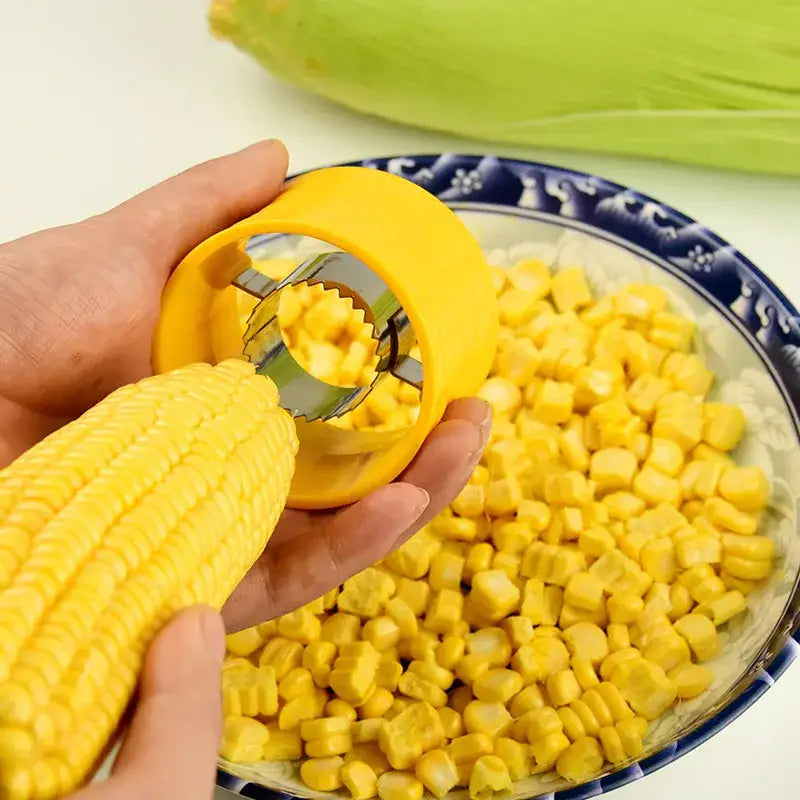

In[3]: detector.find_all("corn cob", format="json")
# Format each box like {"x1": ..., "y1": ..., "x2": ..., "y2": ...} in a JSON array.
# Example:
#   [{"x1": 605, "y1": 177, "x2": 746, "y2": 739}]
[{"x1": 0, "y1": 358, "x2": 298, "y2": 800}]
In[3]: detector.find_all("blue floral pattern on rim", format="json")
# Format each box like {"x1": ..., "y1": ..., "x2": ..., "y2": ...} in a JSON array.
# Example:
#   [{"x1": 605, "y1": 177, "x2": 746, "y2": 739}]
[{"x1": 218, "y1": 154, "x2": 800, "y2": 800}]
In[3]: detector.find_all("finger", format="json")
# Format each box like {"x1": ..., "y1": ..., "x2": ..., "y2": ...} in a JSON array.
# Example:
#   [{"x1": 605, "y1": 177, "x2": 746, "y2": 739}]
[
  {"x1": 222, "y1": 483, "x2": 430, "y2": 630},
  {"x1": 397, "y1": 398, "x2": 491, "y2": 534},
  {"x1": 76, "y1": 607, "x2": 225, "y2": 800},
  {"x1": 104, "y1": 139, "x2": 289, "y2": 277}
]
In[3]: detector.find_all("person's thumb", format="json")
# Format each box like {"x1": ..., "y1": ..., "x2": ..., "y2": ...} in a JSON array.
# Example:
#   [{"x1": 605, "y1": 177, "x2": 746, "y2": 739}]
[
  {"x1": 77, "y1": 606, "x2": 226, "y2": 800},
  {"x1": 103, "y1": 138, "x2": 289, "y2": 278}
]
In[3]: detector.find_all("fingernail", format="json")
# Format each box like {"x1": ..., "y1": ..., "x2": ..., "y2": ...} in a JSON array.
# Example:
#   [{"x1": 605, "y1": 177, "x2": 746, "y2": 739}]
[
  {"x1": 392, "y1": 487, "x2": 430, "y2": 549},
  {"x1": 197, "y1": 607, "x2": 226, "y2": 666},
  {"x1": 476, "y1": 402, "x2": 493, "y2": 448}
]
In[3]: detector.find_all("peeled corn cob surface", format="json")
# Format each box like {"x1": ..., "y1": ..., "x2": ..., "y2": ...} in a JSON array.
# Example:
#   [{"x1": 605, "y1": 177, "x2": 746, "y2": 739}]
[
  {"x1": 0, "y1": 360, "x2": 298, "y2": 800},
  {"x1": 222, "y1": 258, "x2": 776, "y2": 797},
  {"x1": 236, "y1": 259, "x2": 422, "y2": 432}
]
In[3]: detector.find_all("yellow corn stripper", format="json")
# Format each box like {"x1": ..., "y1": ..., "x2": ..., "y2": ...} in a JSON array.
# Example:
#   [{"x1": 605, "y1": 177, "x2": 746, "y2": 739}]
[
  {"x1": 0, "y1": 166, "x2": 497, "y2": 800},
  {"x1": 154, "y1": 166, "x2": 498, "y2": 509}
]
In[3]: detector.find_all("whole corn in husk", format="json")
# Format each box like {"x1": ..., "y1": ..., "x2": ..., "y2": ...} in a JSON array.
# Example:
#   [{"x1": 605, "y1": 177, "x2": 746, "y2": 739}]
[
  {"x1": 0, "y1": 359, "x2": 298, "y2": 800},
  {"x1": 209, "y1": 0, "x2": 800, "y2": 175}
]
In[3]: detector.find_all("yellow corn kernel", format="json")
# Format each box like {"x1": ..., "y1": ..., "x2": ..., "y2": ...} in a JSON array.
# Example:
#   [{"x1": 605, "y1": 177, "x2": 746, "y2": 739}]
[
  {"x1": 510, "y1": 684, "x2": 547, "y2": 717},
  {"x1": 451, "y1": 484, "x2": 487, "y2": 520},
  {"x1": 405, "y1": 661, "x2": 453, "y2": 692},
  {"x1": 356, "y1": 688, "x2": 393, "y2": 719},
  {"x1": 567, "y1": 699, "x2": 601, "y2": 738},
  {"x1": 326, "y1": 699, "x2": 358, "y2": 722},
  {"x1": 472, "y1": 669, "x2": 524, "y2": 704},
  {"x1": 433, "y1": 708, "x2": 461, "y2": 740},
  {"x1": 567, "y1": 658, "x2": 598, "y2": 692},
  {"x1": 605, "y1": 594, "x2": 642, "y2": 625},
  {"x1": 225, "y1": 627, "x2": 267, "y2": 658},
  {"x1": 649, "y1": 311, "x2": 694, "y2": 350},
  {"x1": 517, "y1": 499, "x2": 552, "y2": 533},
  {"x1": 544, "y1": 471, "x2": 593, "y2": 507},
  {"x1": 595, "y1": 682, "x2": 634, "y2": 722},
  {"x1": 526, "y1": 707, "x2": 563, "y2": 742},
  {"x1": 360, "y1": 617, "x2": 400, "y2": 652},
  {"x1": 564, "y1": 572, "x2": 605, "y2": 612},
  {"x1": 491, "y1": 522, "x2": 533, "y2": 557},
  {"x1": 589, "y1": 448, "x2": 637, "y2": 493},
  {"x1": 278, "y1": 667, "x2": 314, "y2": 702},
  {"x1": 390, "y1": 578, "x2": 429, "y2": 618},
  {"x1": 433, "y1": 637, "x2": 464, "y2": 672},
  {"x1": 722, "y1": 554, "x2": 772, "y2": 581},
  {"x1": 546, "y1": 670, "x2": 582, "y2": 707},
  {"x1": 464, "y1": 543, "x2": 495, "y2": 582},
  {"x1": 668, "y1": 662, "x2": 714, "y2": 700},
  {"x1": 479, "y1": 375, "x2": 523, "y2": 417},
  {"x1": 580, "y1": 689, "x2": 613, "y2": 729},
  {"x1": 320, "y1": 613, "x2": 362, "y2": 647},
  {"x1": 385, "y1": 528, "x2": 442, "y2": 579},
  {"x1": 490, "y1": 738, "x2": 529, "y2": 781},
  {"x1": 550, "y1": 267, "x2": 592, "y2": 312},
  {"x1": 597, "y1": 726, "x2": 626, "y2": 765},
  {"x1": 603, "y1": 492, "x2": 646, "y2": 521},
  {"x1": 484, "y1": 477, "x2": 524, "y2": 516},
  {"x1": 259, "y1": 724, "x2": 302, "y2": 760},
  {"x1": 463, "y1": 701, "x2": 513, "y2": 738},
  {"x1": 673, "y1": 614, "x2": 720, "y2": 661},
  {"x1": 468, "y1": 570, "x2": 520, "y2": 622},
  {"x1": 447, "y1": 733, "x2": 494, "y2": 765},
  {"x1": 339, "y1": 568, "x2": 397, "y2": 619},
  {"x1": 374, "y1": 660, "x2": 403, "y2": 693},
  {"x1": 220, "y1": 716, "x2": 270, "y2": 762},
  {"x1": 278, "y1": 608, "x2": 321, "y2": 644},
  {"x1": 556, "y1": 706, "x2": 586, "y2": 742},
  {"x1": 695, "y1": 590, "x2": 747, "y2": 626},
  {"x1": 578, "y1": 525, "x2": 615, "y2": 558},
  {"x1": 721, "y1": 533, "x2": 774, "y2": 562},
  {"x1": 642, "y1": 631, "x2": 690, "y2": 673},
  {"x1": 300, "y1": 756, "x2": 345, "y2": 791},
  {"x1": 279, "y1": 695, "x2": 321, "y2": 731},
  {"x1": 259, "y1": 638, "x2": 304, "y2": 681},
  {"x1": 718, "y1": 466, "x2": 770, "y2": 512},
  {"x1": 676, "y1": 535, "x2": 722, "y2": 571},
  {"x1": 427, "y1": 552, "x2": 466, "y2": 592},
  {"x1": 603, "y1": 624, "x2": 628, "y2": 653},
  {"x1": 377, "y1": 772, "x2": 424, "y2": 800},
  {"x1": 562, "y1": 622, "x2": 609, "y2": 665},
  {"x1": 398, "y1": 673, "x2": 447, "y2": 708},
  {"x1": 611, "y1": 658, "x2": 677, "y2": 720},
  {"x1": 414, "y1": 750, "x2": 459, "y2": 798},
  {"x1": 632, "y1": 466, "x2": 681, "y2": 507},
  {"x1": 644, "y1": 437, "x2": 684, "y2": 478},
  {"x1": 705, "y1": 497, "x2": 758, "y2": 535},
  {"x1": 306, "y1": 732, "x2": 354, "y2": 758},
  {"x1": 341, "y1": 760, "x2": 379, "y2": 800},
  {"x1": 425, "y1": 589, "x2": 464, "y2": 635},
  {"x1": 469, "y1": 755, "x2": 513, "y2": 800},
  {"x1": 638, "y1": 538, "x2": 678, "y2": 584},
  {"x1": 559, "y1": 427, "x2": 591, "y2": 473},
  {"x1": 349, "y1": 720, "x2": 382, "y2": 745},
  {"x1": 531, "y1": 380, "x2": 575, "y2": 424},
  {"x1": 383, "y1": 599, "x2": 418, "y2": 641},
  {"x1": 454, "y1": 655, "x2": 490, "y2": 686},
  {"x1": 330, "y1": 664, "x2": 377, "y2": 707},
  {"x1": 613, "y1": 718, "x2": 645, "y2": 759},
  {"x1": 346, "y1": 743, "x2": 392, "y2": 776},
  {"x1": 531, "y1": 731, "x2": 571, "y2": 769},
  {"x1": 301, "y1": 641, "x2": 336, "y2": 688},
  {"x1": 512, "y1": 637, "x2": 570, "y2": 683},
  {"x1": 702, "y1": 403, "x2": 745, "y2": 452},
  {"x1": 465, "y1": 628, "x2": 511, "y2": 664}
]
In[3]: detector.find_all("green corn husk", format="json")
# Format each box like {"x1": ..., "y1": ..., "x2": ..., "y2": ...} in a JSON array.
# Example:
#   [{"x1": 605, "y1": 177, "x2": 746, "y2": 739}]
[{"x1": 209, "y1": 0, "x2": 800, "y2": 175}]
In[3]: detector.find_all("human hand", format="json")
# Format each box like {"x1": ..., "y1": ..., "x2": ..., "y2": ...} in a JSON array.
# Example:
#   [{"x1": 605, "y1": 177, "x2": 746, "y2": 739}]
[
  {"x1": 0, "y1": 140, "x2": 491, "y2": 632},
  {"x1": 67, "y1": 606, "x2": 226, "y2": 800}
]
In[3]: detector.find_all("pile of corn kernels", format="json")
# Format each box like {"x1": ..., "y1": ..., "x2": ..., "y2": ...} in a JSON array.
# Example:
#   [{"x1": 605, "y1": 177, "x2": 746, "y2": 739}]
[{"x1": 220, "y1": 257, "x2": 774, "y2": 800}]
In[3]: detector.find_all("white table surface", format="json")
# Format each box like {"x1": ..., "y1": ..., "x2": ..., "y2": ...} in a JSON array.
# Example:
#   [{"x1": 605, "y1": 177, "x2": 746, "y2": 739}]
[{"x1": 1, "y1": 1, "x2": 798, "y2": 798}]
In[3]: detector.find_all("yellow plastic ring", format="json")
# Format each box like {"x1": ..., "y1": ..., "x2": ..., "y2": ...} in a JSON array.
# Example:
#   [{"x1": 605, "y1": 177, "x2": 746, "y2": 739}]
[{"x1": 152, "y1": 166, "x2": 498, "y2": 509}]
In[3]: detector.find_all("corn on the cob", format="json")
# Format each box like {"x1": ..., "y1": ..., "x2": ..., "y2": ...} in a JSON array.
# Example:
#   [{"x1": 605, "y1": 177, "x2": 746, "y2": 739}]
[{"x1": 0, "y1": 359, "x2": 298, "y2": 800}]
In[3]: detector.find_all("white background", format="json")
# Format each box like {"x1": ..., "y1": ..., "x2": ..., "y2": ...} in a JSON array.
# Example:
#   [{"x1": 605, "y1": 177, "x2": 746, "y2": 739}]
[{"x1": 0, "y1": 1, "x2": 798, "y2": 798}]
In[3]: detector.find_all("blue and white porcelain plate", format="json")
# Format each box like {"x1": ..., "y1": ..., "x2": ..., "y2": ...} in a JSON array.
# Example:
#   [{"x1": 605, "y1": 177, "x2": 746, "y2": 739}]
[{"x1": 218, "y1": 154, "x2": 800, "y2": 800}]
